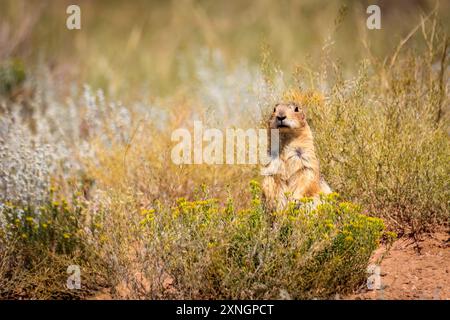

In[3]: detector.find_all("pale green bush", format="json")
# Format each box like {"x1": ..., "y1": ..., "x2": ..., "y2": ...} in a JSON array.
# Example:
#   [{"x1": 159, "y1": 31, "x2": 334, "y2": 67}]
[{"x1": 135, "y1": 182, "x2": 387, "y2": 299}]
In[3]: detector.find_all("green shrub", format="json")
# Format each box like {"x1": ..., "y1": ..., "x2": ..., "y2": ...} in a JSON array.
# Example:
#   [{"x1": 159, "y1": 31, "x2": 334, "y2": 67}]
[
  {"x1": 139, "y1": 181, "x2": 388, "y2": 299},
  {"x1": 0, "y1": 58, "x2": 26, "y2": 96},
  {"x1": 2, "y1": 199, "x2": 80, "y2": 255},
  {"x1": 0, "y1": 188, "x2": 104, "y2": 299}
]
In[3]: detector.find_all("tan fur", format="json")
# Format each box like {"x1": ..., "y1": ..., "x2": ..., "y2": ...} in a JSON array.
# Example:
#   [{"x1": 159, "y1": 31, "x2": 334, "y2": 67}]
[{"x1": 262, "y1": 102, "x2": 331, "y2": 211}]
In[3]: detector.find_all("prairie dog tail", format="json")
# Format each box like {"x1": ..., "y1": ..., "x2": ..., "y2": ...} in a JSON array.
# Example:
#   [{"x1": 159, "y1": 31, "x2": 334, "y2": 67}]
[{"x1": 319, "y1": 176, "x2": 332, "y2": 194}]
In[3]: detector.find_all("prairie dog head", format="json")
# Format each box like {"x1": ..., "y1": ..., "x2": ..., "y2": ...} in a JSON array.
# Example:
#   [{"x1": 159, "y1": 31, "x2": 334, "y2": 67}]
[{"x1": 269, "y1": 102, "x2": 306, "y2": 130}]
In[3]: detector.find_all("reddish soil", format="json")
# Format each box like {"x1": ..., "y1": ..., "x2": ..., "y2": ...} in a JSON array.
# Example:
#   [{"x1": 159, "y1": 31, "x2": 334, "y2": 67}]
[{"x1": 349, "y1": 231, "x2": 450, "y2": 300}]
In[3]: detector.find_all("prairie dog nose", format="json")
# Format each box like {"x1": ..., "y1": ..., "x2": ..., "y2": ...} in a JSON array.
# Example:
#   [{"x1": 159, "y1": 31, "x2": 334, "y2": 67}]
[{"x1": 277, "y1": 115, "x2": 286, "y2": 121}]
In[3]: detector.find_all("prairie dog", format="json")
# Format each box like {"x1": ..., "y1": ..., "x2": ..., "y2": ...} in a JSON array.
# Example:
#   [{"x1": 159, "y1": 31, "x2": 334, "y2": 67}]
[{"x1": 262, "y1": 102, "x2": 331, "y2": 210}]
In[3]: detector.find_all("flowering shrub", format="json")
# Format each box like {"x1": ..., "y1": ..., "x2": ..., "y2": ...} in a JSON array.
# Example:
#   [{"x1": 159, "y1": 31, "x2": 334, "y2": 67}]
[
  {"x1": 0, "y1": 188, "x2": 104, "y2": 299},
  {"x1": 138, "y1": 181, "x2": 387, "y2": 299},
  {"x1": 0, "y1": 190, "x2": 85, "y2": 254}
]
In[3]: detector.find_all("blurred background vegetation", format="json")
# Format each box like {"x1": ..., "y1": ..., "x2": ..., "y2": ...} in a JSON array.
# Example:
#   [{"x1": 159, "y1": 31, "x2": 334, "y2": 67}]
[{"x1": 1, "y1": 0, "x2": 449, "y2": 96}]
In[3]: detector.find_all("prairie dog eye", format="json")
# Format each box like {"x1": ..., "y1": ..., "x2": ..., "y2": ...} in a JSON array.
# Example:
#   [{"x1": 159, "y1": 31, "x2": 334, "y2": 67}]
[
  {"x1": 294, "y1": 106, "x2": 299, "y2": 112},
  {"x1": 274, "y1": 103, "x2": 281, "y2": 112}
]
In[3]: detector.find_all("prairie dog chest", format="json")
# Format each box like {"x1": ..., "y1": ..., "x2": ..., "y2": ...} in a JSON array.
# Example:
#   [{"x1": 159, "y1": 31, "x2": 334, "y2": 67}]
[
  {"x1": 281, "y1": 145, "x2": 312, "y2": 176},
  {"x1": 263, "y1": 145, "x2": 311, "y2": 180}
]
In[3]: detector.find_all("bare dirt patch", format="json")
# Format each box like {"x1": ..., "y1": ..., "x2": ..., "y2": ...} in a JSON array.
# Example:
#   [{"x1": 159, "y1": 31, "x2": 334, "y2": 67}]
[{"x1": 349, "y1": 231, "x2": 450, "y2": 300}]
